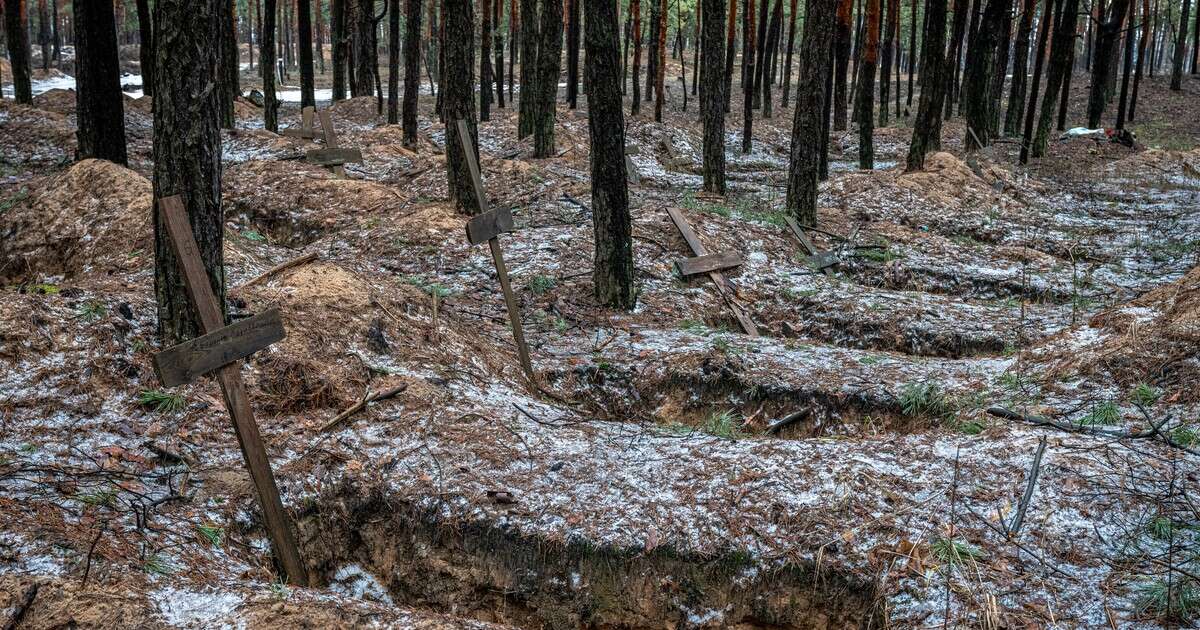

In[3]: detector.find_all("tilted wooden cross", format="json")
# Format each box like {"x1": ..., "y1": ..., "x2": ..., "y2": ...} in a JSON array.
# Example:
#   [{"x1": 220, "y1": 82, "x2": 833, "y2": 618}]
[
  {"x1": 306, "y1": 110, "x2": 362, "y2": 176},
  {"x1": 151, "y1": 195, "x2": 308, "y2": 585},
  {"x1": 281, "y1": 106, "x2": 317, "y2": 140},
  {"x1": 454, "y1": 119, "x2": 535, "y2": 382},
  {"x1": 666, "y1": 207, "x2": 760, "y2": 336},
  {"x1": 783, "y1": 216, "x2": 836, "y2": 277}
]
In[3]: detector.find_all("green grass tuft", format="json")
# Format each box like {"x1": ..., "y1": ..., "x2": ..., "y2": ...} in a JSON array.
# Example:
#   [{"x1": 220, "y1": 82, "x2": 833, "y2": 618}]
[
  {"x1": 1130, "y1": 383, "x2": 1161, "y2": 407},
  {"x1": 899, "y1": 382, "x2": 953, "y2": 419},
  {"x1": 703, "y1": 409, "x2": 743, "y2": 439},
  {"x1": 1135, "y1": 578, "x2": 1200, "y2": 622},
  {"x1": 196, "y1": 524, "x2": 224, "y2": 547},
  {"x1": 143, "y1": 554, "x2": 175, "y2": 576},
  {"x1": 526, "y1": 275, "x2": 557, "y2": 295},
  {"x1": 1080, "y1": 401, "x2": 1121, "y2": 426},
  {"x1": 76, "y1": 301, "x2": 106, "y2": 322},
  {"x1": 138, "y1": 389, "x2": 186, "y2": 413},
  {"x1": 931, "y1": 537, "x2": 983, "y2": 567}
]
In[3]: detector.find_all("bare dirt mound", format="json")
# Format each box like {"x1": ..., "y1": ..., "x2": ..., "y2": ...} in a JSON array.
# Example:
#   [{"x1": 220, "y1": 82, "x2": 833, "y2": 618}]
[
  {"x1": 0, "y1": 159, "x2": 151, "y2": 282},
  {"x1": 0, "y1": 101, "x2": 76, "y2": 164},
  {"x1": 329, "y1": 96, "x2": 384, "y2": 124},
  {"x1": 234, "y1": 96, "x2": 260, "y2": 119},
  {"x1": 1074, "y1": 265, "x2": 1200, "y2": 401},
  {"x1": 31, "y1": 88, "x2": 76, "y2": 115},
  {"x1": 896, "y1": 151, "x2": 1017, "y2": 204}
]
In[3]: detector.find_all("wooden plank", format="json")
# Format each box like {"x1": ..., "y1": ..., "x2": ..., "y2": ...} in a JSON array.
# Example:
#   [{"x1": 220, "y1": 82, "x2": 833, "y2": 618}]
[
  {"x1": 454, "y1": 119, "x2": 535, "y2": 382},
  {"x1": 674, "y1": 251, "x2": 742, "y2": 276},
  {"x1": 465, "y1": 207, "x2": 514, "y2": 245},
  {"x1": 784, "y1": 216, "x2": 834, "y2": 277},
  {"x1": 158, "y1": 195, "x2": 308, "y2": 586},
  {"x1": 281, "y1": 128, "x2": 317, "y2": 139},
  {"x1": 626, "y1": 155, "x2": 640, "y2": 183},
  {"x1": 666, "y1": 207, "x2": 760, "y2": 337},
  {"x1": 305, "y1": 147, "x2": 363, "y2": 166},
  {"x1": 317, "y1": 110, "x2": 346, "y2": 176},
  {"x1": 301, "y1": 105, "x2": 314, "y2": 130},
  {"x1": 154, "y1": 307, "x2": 285, "y2": 388}
]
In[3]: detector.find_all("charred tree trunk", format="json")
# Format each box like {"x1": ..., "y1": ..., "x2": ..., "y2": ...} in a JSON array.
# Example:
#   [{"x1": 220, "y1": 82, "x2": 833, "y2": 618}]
[
  {"x1": 443, "y1": 0, "x2": 477, "y2": 214},
  {"x1": 905, "y1": 0, "x2": 948, "y2": 170},
  {"x1": 856, "y1": 0, "x2": 880, "y2": 167},
  {"x1": 787, "y1": 0, "x2": 836, "y2": 223},
  {"x1": 743, "y1": 0, "x2": 757, "y2": 151},
  {"x1": 702, "y1": 0, "x2": 728, "y2": 193},
  {"x1": 631, "y1": 0, "x2": 643, "y2": 114},
  {"x1": 136, "y1": 0, "x2": 154, "y2": 97},
  {"x1": 962, "y1": 0, "x2": 1006, "y2": 149},
  {"x1": 388, "y1": 0, "x2": 400, "y2": 122},
  {"x1": 264, "y1": 0, "x2": 280, "y2": 130},
  {"x1": 781, "y1": 0, "x2": 799, "y2": 103},
  {"x1": 566, "y1": 0, "x2": 580, "y2": 108},
  {"x1": 481, "y1": 0, "x2": 494, "y2": 119},
  {"x1": 402, "y1": 0, "x2": 421, "y2": 141},
  {"x1": 584, "y1": 0, "x2": 635, "y2": 310},
  {"x1": 7, "y1": 0, "x2": 35, "y2": 103},
  {"x1": 74, "y1": 0, "x2": 127, "y2": 166},
  {"x1": 1169, "y1": 0, "x2": 1189, "y2": 88},
  {"x1": 533, "y1": 0, "x2": 563, "y2": 156},
  {"x1": 879, "y1": 0, "x2": 898, "y2": 124},
  {"x1": 1088, "y1": 0, "x2": 1130, "y2": 125},
  {"x1": 299, "y1": 0, "x2": 316, "y2": 107},
  {"x1": 833, "y1": 0, "x2": 854, "y2": 129},
  {"x1": 518, "y1": 0, "x2": 538, "y2": 136},
  {"x1": 1004, "y1": 0, "x2": 1036, "y2": 134},
  {"x1": 1018, "y1": 0, "x2": 1055, "y2": 163},
  {"x1": 1032, "y1": 0, "x2": 1076, "y2": 156},
  {"x1": 153, "y1": 0, "x2": 225, "y2": 344},
  {"x1": 1129, "y1": 0, "x2": 1150, "y2": 119}
]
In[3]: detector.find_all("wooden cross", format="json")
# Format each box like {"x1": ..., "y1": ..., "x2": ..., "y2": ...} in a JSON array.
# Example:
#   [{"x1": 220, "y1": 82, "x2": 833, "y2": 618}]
[
  {"x1": 152, "y1": 195, "x2": 308, "y2": 586},
  {"x1": 281, "y1": 106, "x2": 317, "y2": 140},
  {"x1": 454, "y1": 119, "x2": 535, "y2": 382},
  {"x1": 783, "y1": 216, "x2": 836, "y2": 276},
  {"x1": 666, "y1": 207, "x2": 760, "y2": 336},
  {"x1": 306, "y1": 110, "x2": 362, "y2": 176}
]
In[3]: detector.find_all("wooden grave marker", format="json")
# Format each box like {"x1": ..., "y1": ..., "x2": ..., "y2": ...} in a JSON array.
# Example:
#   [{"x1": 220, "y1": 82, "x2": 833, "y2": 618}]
[
  {"x1": 674, "y1": 250, "x2": 742, "y2": 277},
  {"x1": 306, "y1": 110, "x2": 362, "y2": 176},
  {"x1": 666, "y1": 207, "x2": 760, "y2": 336},
  {"x1": 783, "y1": 216, "x2": 835, "y2": 277},
  {"x1": 153, "y1": 195, "x2": 308, "y2": 585},
  {"x1": 454, "y1": 119, "x2": 535, "y2": 382},
  {"x1": 281, "y1": 106, "x2": 317, "y2": 139}
]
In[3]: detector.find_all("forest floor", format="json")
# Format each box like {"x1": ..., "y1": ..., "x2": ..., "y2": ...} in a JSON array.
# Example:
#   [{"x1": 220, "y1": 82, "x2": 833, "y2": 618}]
[{"x1": 2, "y1": 62, "x2": 1200, "y2": 629}]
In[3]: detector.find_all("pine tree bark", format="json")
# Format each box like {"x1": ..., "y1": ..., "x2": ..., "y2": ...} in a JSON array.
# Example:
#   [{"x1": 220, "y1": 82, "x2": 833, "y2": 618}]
[
  {"x1": 494, "y1": 0, "x2": 505, "y2": 106},
  {"x1": 856, "y1": 0, "x2": 880, "y2": 167},
  {"x1": 518, "y1": 0, "x2": 538, "y2": 136},
  {"x1": 218, "y1": 0, "x2": 238, "y2": 128},
  {"x1": 833, "y1": 0, "x2": 853, "y2": 129},
  {"x1": 533, "y1": 0, "x2": 563, "y2": 155},
  {"x1": 781, "y1": 0, "x2": 798, "y2": 103},
  {"x1": 1129, "y1": 0, "x2": 1150, "y2": 119},
  {"x1": 1032, "y1": 0, "x2": 1076, "y2": 157},
  {"x1": 74, "y1": 0, "x2": 127, "y2": 166},
  {"x1": 1087, "y1": 0, "x2": 1130, "y2": 125},
  {"x1": 153, "y1": 0, "x2": 225, "y2": 344},
  {"x1": 585, "y1": 0, "x2": 635, "y2": 310},
  {"x1": 942, "y1": 0, "x2": 971, "y2": 119},
  {"x1": 443, "y1": 0, "x2": 477, "y2": 214},
  {"x1": 879, "y1": 0, "x2": 898, "y2": 124},
  {"x1": 481, "y1": 0, "x2": 493, "y2": 119},
  {"x1": 316, "y1": 0, "x2": 326, "y2": 74},
  {"x1": 904, "y1": 0, "x2": 948, "y2": 170},
  {"x1": 566, "y1": 0, "x2": 580, "y2": 108},
  {"x1": 5, "y1": 0, "x2": 33, "y2": 103},
  {"x1": 1115, "y1": 0, "x2": 1136, "y2": 127},
  {"x1": 743, "y1": 0, "x2": 757, "y2": 151},
  {"x1": 352, "y1": 0, "x2": 375, "y2": 95},
  {"x1": 631, "y1": 0, "x2": 643, "y2": 114},
  {"x1": 402, "y1": 0, "x2": 421, "y2": 141},
  {"x1": 264, "y1": 0, "x2": 280, "y2": 131},
  {"x1": 906, "y1": 0, "x2": 918, "y2": 108},
  {"x1": 1018, "y1": 0, "x2": 1055, "y2": 163},
  {"x1": 37, "y1": 0, "x2": 48, "y2": 71},
  {"x1": 787, "y1": 0, "x2": 836, "y2": 224},
  {"x1": 724, "y1": 0, "x2": 737, "y2": 112},
  {"x1": 388, "y1": 0, "x2": 400, "y2": 122},
  {"x1": 296, "y1": 0, "x2": 314, "y2": 107},
  {"x1": 761, "y1": 0, "x2": 783, "y2": 117},
  {"x1": 646, "y1": 0, "x2": 660, "y2": 100},
  {"x1": 1004, "y1": 0, "x2": 1036, "y2": 134},
  {"x1": 1170, "y1": 0, "x2": 1190, "y2": 88},
  {"x1": 135, "y1": 0, "x2": 154, "y2": 96},
  {"x1": 986, "y1": 0, "x2": 1013, "y2": 137},
  {"x1": 962, "y1": 0, "x2": 1006, "y2": 149},
  {"x1": 702, "y1": 0, "x2": 727, "y2": 193},
  {"x1": 332, "y1": 0, "x2": 347, "y2": 99}
]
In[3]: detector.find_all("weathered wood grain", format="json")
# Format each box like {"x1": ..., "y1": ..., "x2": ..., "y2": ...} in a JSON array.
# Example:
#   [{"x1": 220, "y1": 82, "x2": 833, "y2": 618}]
[
  {"x1": 153, "y1": 307, "x2": 285, "y2": 387},
  {"x1": 675, "y1": 251, "x2": 742, "y2": 276},
  {"x1": 665, "y1": 207, "x2": 759, "y2": 336},
  {"x1": 465, "y1": 207, "x2": 514, "y2": 245},
  {"x1": 305, "y1": 147, "x2": 363, "y2": 166}
]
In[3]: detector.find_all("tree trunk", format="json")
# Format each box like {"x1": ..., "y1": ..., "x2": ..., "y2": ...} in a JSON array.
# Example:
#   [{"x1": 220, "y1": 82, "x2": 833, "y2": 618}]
[
  {"x1": 74, "y1": 0, "x2": 127, "y2": 166},
  {"x1": 1032, "y1": 0, "x2": 1076, "y2": 156},
  {"x1": 1018, "y1": 0, "x2": 1055, "y2": 163},
  {"x1": 566, "y1": 0, "x2": 580, "y2": 107},
  {"x1": 299, "y1": 0, "x2": 315, "y2": 107},
  {"x1": 387, "y1": 0, "x2": 399, "y2": 122},
  {"x1": 51, "y1": 0, "x2": 59, "y2": 62},
  {"x1": 509, "y1": 0, "x2": 517, "y2": 99},
  {"x1": 584, "y1": 0, "x2": 635, "y2": 310},
  {"x1": 986, "y1": 0, "x2": 1013, "y2": 136},
  {"x1": 879, "y1": 0, "x2": 898, "y2": 124},
  {"x1": 37, "y1": 0, "x2": 48, "y2": 71},
  {"x1": 723, "y1": 0, "x2": 737, "y2": 112},
  {"x1": 5, "y1": 0, "x2": 33, "y2": 103},
  {"x1": 856, "y1": 0, "x2": 880, "y2": 167},
  {"x1": 906, "y1": 0, "x2": 918, "y2": 108},
  {"x1": 316, "y1": 0, "x2": 326, "y2": 73},
  {"x1": 962, "y1": 0, "x2": 1006, "y2": 149},
  {"x1": 332, "y1": 0, "x2": 347, "y2": 99},
  {"x1": 631, "y1": 0, "x2": 642, "y2": 114},
  {"x1": 264, "y1": 0, "x2": 280, "y2": 131},
  {"x1": 655, "y1": 0, "x2": 667, "y2": 119},
  {"x1": 788, "y1": 0, "x2": 836, "y2": 223},
  {"x1": 942, "y1": 0, "x2": 971, "y2": 119},
  {"x1": 216, "y1": 0, "x2": 238, "y2": 128},
  {"x1": 135, "y1": 0, "x2": 154, "y2": 97},
  {"x1": 352, "y1": 0, "x2": 374, "y2": 95},
  {"x1": 1087, "y1": 0, "x2": 1130, "y2": 125},
  {"x1": 702, "y1": 0, "x2": 728, "y2": 193},
  {"x1": 904, "y1": 0, "x2": 948, "y2": 170},
  {"x1": 518, "y1": 0, "x2": 538, "y2": 136},
  {"x1": 781, "y1": 0, "x2": 798, "y2": 103},
  {"x1": 1115, "y1": 0, "x2": 1136, "y2": 127},
  {"x1": 761, "y1": 0, "x2": 783, "y2": 117},
  {"x1": 443, "y1": 0, "x2": 477, "y2": 214},
  {"x1": 1169, "y1": 0, "x2": 1189, "y2": 88},
  {"x1": 743, "y1": 0, "x2": 757, "y2": 151},
  {"x1": 533, "y1": 0, "x2": 563, "y2": 156},
  {"x1": 692, "y1": 1, "x2": 701, "y2": 96},
  {"x1": 494, "y1": 0, "x2": 505, "y2": 106},
  {"x1": 481, "y1": 0, "x2": 493, "y2": 119},
  {"x1": 646, "y1": 0, "x2": 659, "y2": 100},
  {"x1": 753, "y1": 0, "x2": 770, "y2": 107},
  {"x1": 1129, "y1": 0, "x2": 1150, "y2": 119},
  {"x1": 153, "y1": 0, "x2": 225, "y2": 344},
  {"x1": 1004, "y1": 0, "x2": 1036, "y2": 134},
  {"x1": 833, "y1": 0, "x2": 853, "y2": 129},
  {"x1": 402, "y1": 0, "x2": 421, "y2": 141}
]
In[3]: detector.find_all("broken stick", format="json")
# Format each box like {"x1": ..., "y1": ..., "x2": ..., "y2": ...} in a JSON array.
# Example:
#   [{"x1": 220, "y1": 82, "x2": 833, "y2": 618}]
[
  {"x1": 320, "y1": 383, "x2": 409, "y2": 432},
  {"x1": 235, "y1": 252, "x2": 319, "y2": 292}
]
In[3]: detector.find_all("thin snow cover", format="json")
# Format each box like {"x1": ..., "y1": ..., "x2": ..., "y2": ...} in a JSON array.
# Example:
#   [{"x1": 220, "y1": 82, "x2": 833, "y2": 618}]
[
  {"x1": 0, "y1": 532, "x2": 67, "y2": 577},
  {"x1": 1, "y1": 72, "x2": 145, "y2": 99},
  {"x1": 330, "y1": 563, "x2": 394, "y2": 605},
  {"x1": 152, "y1": 585, "x2": 245, "y2": 629}
]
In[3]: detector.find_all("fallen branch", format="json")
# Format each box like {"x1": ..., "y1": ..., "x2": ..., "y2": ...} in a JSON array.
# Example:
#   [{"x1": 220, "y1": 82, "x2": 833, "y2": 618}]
[
  {"x1": 766, "y1": 409, "x2": 811, "y2": 435},
  {"x1": 4, "y1": 582, "x2": 38, "y2": 630},
  {"x1": 235, "y1": 252, "x2": 319, "y2": 292},
  {"x1": 1008, "y1": 435, "x2": 1047, "y2": 537},
  {"x1": 320, "y1": 383, "x2": 408, "y2": 433},
  {"x1": 986, "y1": 406, "x2": 1198, "y2": 455}
]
